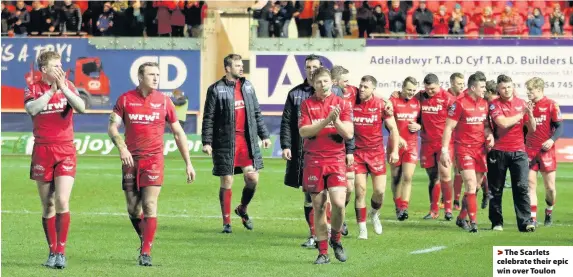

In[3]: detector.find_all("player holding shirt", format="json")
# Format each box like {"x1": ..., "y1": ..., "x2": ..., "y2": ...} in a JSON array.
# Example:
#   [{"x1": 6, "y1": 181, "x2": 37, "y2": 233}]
[
  {"x1": 524, "y1": 77, "x2": 563, "y2": 226},
  {"x1": 299, "y1": 67, "x2": 353, "y2": 264},
  {"x1": 488, "y1": 75, "x2": 537, "y2": 232},
  {"x1": 109, "y1": 62, "x2": 196, "y2": 266},
  {"x1": 202, "y1": 54, "x2": 272, "y2": 234},
  {"x1": 447, "y1": 72, "x2": 465, "y2": 210},
  {"x1": 26, "y1": 51, "x2": 86, "y2": 269},
  {"x1": 389, "y1": 77, "x2": 421, "y2": 221},
  {"x1": 353, "y1": 75, "x2": 400, "y2": 239},
  {"x1": 441, "y1": 73, "x2": 494, "y2": 233},
  {"x1": 418, "y1": 74, "x2": 455, "y2": 221}
]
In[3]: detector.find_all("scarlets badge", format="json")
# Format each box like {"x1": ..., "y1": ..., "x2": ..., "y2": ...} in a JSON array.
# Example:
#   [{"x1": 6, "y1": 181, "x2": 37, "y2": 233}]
[{"x1": 489, "y1": 104, "x2": 495, "y2": 111}]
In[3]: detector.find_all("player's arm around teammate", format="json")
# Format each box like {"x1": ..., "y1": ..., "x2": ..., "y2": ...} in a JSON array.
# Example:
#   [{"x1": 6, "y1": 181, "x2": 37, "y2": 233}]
[
  {"x1": 108, "y1": 62, "x2": 196, "y2": 266},
  {"x1": 201, "y1": 54, "x2": 271, "y2": 234},
  {"x1": 26, "y1": 51, "x2": 85, "y2": 269},
  {"x1": 299, "y1": 68, "x2": 353, "y2": 264},
  {"x1": 524, "y1": 77, "x2": 563, "y2": 227}
]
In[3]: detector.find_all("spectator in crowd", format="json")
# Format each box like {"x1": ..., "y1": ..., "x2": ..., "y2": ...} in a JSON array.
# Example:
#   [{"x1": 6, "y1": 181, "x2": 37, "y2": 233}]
[
  {"x1": 570, "y1": 13, "x2": 573, "y2": 35},
  {"x1": 171, "y1": 89, "x2": 189, "y2": 129},
  {"x1": 370, "y1": 5, "x2": 386, "y2": 36},
  {"x1": 125, "y1": 0, "x2": 145, "y2": 36},
  {"x1": 9, "y1": 1, "x2": 30, "y2": 36},
  {"x1": 171, "y1": 1, "x2": 186, "y2": 37},
  {"x1": 280, "y1": 1, "x2": 295, "y2": 38},
  {"x1": 479, "y1": 6, "x2": 497, "y2": 37},
  {"x1": 96, "y1": 2, "x2": 114, "y2": 36},
  {"x1": 316, "y1": 0, "x2": 335, "y2": 38},
  {"x1": 269, "y1": 2, "x2": 286, "y2": 37},
  {"x1": 388, "y1": 0, "x2": 406, "y2": 37},
  {"x1": 333, "y1": 1, "x2": 343, "y2": 38},
  {"x1": 252, "y1": 0, "x2": 271, "y2": 38},
  {"x1": 61, "y1": 0, "x2": 82, "y2": 34},
  {"x1": 111, "y1": 1, "x2": 128, "y2": 36},
  {"x1": 29, "y1": 1, "x2": 45, "y2": 35},
  {"x1": 413, "y1": 0, "x2": 433, "y2": 36},
  {"x1": 293, "y1": 0, "x2": 314, "y2": 38},
  {"x1": 82, "y1": 1, "x2": 103, "y2": 35},
  {"x1": 44, "y1": 0, "x2": 61, "y2": 33},
  {"x1": 342, "y1": 1, "x2": 355, "y2": 36},
  {"x1": 433, "y1": 5, "x2": 449, "y2": 37},
  {"x1": 526, "y1": 8, "x2": 544, "y2": 37},
  {"x1": 499, "y1": 2, "x2": 521, "y2": 36},
  {"x1": 448, "y1": 3, "x2": 466, "y2": 37},
  {"x1": 2, "y1": 2, "x2": 10, "y2": 34},
  {"x1": 144, "y1": 1, "x2": 159, "y2": 36},
  {"x1": 155, "y1": 1, "x2": 172, "y2": 36},
  {"x1": 184, "y1": 1, "x2": 205, "y2": 37},
  {"x1": 549, "y1": 4, "x2": 565, "y2": 36},
  {"x1": 356, "y1": 1, "x2": 372, "y2": 38}
]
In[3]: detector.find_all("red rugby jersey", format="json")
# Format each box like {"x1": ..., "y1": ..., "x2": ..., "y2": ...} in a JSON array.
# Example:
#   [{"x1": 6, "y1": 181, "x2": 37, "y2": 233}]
[
  {"x1": 489, "y1": 96, "x2": 529, "y2": 152},
  {"x1": 353, "y1": 96, "x2": 391, "y2": 151},
  {"x1": 447, "y1": 93, "x2": 489, "y2": 146},
  {"x1": 526, "y1": 96, "x2": 562, "y2": 150},
  {"x1": 390, "y1": 94, "x2": 420, "y2": 146}
]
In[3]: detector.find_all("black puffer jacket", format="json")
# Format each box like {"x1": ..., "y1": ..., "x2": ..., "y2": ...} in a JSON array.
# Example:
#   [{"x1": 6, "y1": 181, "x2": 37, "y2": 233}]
[
  {"x1": 201, "y1": 77, "x2": 270, "y2": 176},
  {"x1": 280, "y1": 81, "x2": 355, "y2": 188}
]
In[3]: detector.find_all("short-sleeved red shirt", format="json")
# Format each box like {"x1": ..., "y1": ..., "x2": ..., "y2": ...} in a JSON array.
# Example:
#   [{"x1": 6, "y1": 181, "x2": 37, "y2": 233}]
[
  {"x1": 489, "y1": 96, "x2": 528, "y2": 152},
  {"x1": 25, "y1": 80, "x2": 78, "y2": 145},
  {"x1": 298, "y1": 93, "x2": 352, "y2": 162},
  {"x1": 353, "y1": 96, "x2": 391, "y2": 151},
  {"x1": 390, "y1": 94, "x2": 421, "y2": 146},
  {"x1": 526, "y1": 97, "x2": 562, "y2": 150},
  {"x1": 113, "y1": 89, "x2": 178, "y2": 158},
  {"x1": 234, "y1": 80, "x2": 246, "y2": 134},
  {"x1": 342, "y1": 85, "x2": 358, "y2": 107},
  {"x1": 420, "y1": 88, "x2": 455, "y2": 143},
  {"x1": 447, "y1": 94, "x2": 489, "y2": 146}
]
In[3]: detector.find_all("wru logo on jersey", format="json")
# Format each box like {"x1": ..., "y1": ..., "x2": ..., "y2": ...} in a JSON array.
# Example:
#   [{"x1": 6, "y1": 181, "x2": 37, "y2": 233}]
[{"x1": 128, "y1": 112, "x2": 160, "y2": 123}]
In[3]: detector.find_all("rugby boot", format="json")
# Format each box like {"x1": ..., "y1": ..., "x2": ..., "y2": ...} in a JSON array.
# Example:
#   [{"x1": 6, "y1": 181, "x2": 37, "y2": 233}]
[
  {"x1": 314, "y1": 254, "x2": 330, "y2": 265},
  {"x1": 369, "y1": 209, "x2": 383, "y2": 235},
  {"x1": 54, "y1": 253, "x2": 66, "y2": 269},
  {"x1": 234, "y1": 206, "x2": 253, "y2": 230},
  {"x1": 492, "y1": 225, "x2": 503, "y2": 231},
  {"x1": 329, "y1": 240, "x2": 347, "y2": 262},
  {"x1": 42, "y1": 253, "x2": 56, "y2": 268},
  {"x1": 301, "y1": 236, "x2": 316, "y2": 248},
  {"x1": 456, "y1": 217, "x2": 471, "y2": 231},
  {"x1": 525, "y1": 222, "x2": 536, "y2": 232},
  {"x1": 444, "y1": 212, "x2": 453, "y2": 221},
  {"x1": 341, "y1": 222, "x2": 349, "y2": 236},
  {"x1": 397, "y1": 209, "x2": 408, "y2": 221},
  {"x1": 469, "y1": 222, "x2": 478, "y2": 233},
  {"x1": 138, "y1": 253, "x2": 152, "y2": 266},
  {"x1": 423, "y1": 211, "x2": 439, "y2": 220},
  {"x1": 222, "y1": 224, "x2": 232, "y2": 234}
]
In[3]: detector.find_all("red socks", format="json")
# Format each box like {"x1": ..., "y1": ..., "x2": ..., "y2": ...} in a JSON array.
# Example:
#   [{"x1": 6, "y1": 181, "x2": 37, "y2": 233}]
[
  {"x1": 55, "y1": 212, "x2": 70, "y2": 254},
  {"x1": 431, "y1": 183, "x2": 441, "y2": 213},
  {"x1": 531, "y1": 205, "x2": 538, "y2": 221},
  {"x1": 466, "y1": 193, "x2": 477, "y2": 223},
  {"x1": 441, "y1": 181, "x2": 453, "y2": 212},
  {"x1": 454, "y1": 174, "x2": 463, "y2": 202},
  {"x1": 355, "y1": 207, "x2": 367, "y2": 223},
  {"x1": 318, "y1": 240, "x2": 328, "y2": 255},
  {"x1": 219, "y1": 188, "x2": 232, "y2": 225},
  {"x1": 141, "y1": 217, "x2": 157, "y2": 254},
  {"x1": 42, "y1": 216, "x2": 57, "y2": 253},
  {"x1": 458, "y1": 195, "x2": 468, "y2": 220}
]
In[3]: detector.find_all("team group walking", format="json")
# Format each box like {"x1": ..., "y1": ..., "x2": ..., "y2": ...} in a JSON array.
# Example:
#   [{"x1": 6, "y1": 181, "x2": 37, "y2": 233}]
[{"x1": 25, "y1": 51, "x2": 563, "y2": 268}]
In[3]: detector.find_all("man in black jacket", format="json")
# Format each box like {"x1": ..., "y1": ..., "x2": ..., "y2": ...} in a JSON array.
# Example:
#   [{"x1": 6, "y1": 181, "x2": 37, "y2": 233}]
[
  {"x1": 201, "y1": 54, "x2": 272, "y2": 234},
  {"x1": 280, "y1": 55, "x2": 354, "y2": 247}
]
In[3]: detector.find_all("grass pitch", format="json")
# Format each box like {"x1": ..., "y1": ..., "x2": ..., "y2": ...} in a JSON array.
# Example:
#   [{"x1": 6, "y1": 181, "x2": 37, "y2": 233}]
[{"x1": 2, "y1": 155, "x2": 573, "y2": 277}]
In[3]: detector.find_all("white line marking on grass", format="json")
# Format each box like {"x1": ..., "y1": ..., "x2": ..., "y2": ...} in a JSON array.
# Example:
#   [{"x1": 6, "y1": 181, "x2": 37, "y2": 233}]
[{"x1": 410, "y1": 246, "x2": 447, "y2": 254}]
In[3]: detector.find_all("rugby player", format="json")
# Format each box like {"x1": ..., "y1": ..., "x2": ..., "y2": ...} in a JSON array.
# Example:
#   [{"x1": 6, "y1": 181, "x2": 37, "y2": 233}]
[{"x1": 447, "y1": 72, "x2": 465, "y2": 211}]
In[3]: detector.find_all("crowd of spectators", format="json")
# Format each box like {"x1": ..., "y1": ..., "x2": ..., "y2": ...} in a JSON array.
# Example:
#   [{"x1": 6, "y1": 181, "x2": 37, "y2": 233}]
[
  {"x1": 1, "y1": 0, "x2": 207, "y2": 37},
  {"x1": 252, "y1": 0, "x2": 573, "y2": 38}
]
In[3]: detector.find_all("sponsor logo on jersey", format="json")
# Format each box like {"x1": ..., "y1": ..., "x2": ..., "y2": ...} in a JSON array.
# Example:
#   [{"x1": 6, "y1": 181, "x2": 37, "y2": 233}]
[
  {"x1": 41, "y1": 98, "x2": 68, "y2": 114},
  {"x1": 395, "y1": 112, "x2": 418, "y2": 120},
  {"x1": 150, "y1": 103, "x2": 162, "y2": 109},
  {"x1": 465, "y1": 115, "x2": 487, "y2": 124},
  {"x1": 354, "y1": 115, "x2": 378, "y2": 124},
  {"x1": 311, "y1": 118, "x2": 334, "y2": 127},
  {"x1": 421, "y1": 104, "x2": 443, "y2": 113},
  {"x1": 128, "y1": 112, "x2": 161, "y2": 123},
  {"x1": 534, "y1": 115, "x2": 547, "y2": 125}
]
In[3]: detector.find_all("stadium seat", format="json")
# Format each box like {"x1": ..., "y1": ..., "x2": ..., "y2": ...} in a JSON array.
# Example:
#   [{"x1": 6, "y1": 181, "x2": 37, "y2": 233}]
[
  {"x1": 466, "y1": 29, "x2": 479, "y2": 39},
  {"x1": 443, "y1": 1, "x2": 457, "y2": 12},
  {"x1": 425, "y1": 1, "x2": 441, "y2": 11},
  {"x1": 463, "y1": 2, "x2": 476, "y2": 15}
]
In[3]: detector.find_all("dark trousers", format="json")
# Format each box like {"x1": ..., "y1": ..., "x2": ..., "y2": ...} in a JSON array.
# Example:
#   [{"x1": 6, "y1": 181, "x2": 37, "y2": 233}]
[
  {"x1": 487, "y1": 149, "x2": 532, "y2": 231},
  {"x1": 296, "y1": 18, "x2": 313, "y2": 37}
]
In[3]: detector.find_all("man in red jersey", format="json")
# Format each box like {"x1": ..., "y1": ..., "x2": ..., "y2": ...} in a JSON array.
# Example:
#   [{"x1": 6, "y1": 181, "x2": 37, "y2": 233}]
[
  {"x1": 331, "y1": 65, "x2": 358, "y2": 236},
  {"x1": 447, "y1": 72, "x2": 465, "y2": 211},
  {"x1": 353, "y1": 75, "x2": 399, "y2": 239},
  {"x1": 299, "y1": 67, "x2": 353, "y2": 264},
  {"x1": 487, "y1": 75, "x2": 537, "y2": 232},
  {"x1": 202, "y1": 54, "x2": 272, "y2": 234},
  {"x1": 389, "y1": 77, "x2": 421, "y2": 221},
  {"x1": 26, "y1": 51, "x2": 86, "y2": 269},
  {"x1": 441, "y1": 73, "x2": 494, "y2": 233},
  {"x1": 108, "y1": 62, "x2": 196, "y2": 266},
  {"x1": 418, "y1": 74, "x2": 455, "y2": 221},
  {"x1": 524, "y1": 77, "x2": 563, "y2": 227}
]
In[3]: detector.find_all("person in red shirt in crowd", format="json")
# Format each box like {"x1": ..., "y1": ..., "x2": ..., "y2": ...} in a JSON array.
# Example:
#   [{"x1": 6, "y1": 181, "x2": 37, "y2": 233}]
[
  {"x1": 202, "y1": 54, "x2": 272, "y2": 234},
  {"x1": 298, "y1": 67, "x2": 353, "y2": 265},
  {"x1": 487, "y1": 75, "x2": 537, "y2": 232},
  {"x1": 108, "y1": 62, "x2": 196, "y2": 266},
  {"x1": 418, "y1": 74, "x2": 455, "y2": 221},
  {"x1": 26, "y1": 51, "x2": 86, "y2": 269},
  {"x1": 524, "y1": 77, "x2": 563, "y2": 227},
  {"x1": 441, "y1": 72, "x2": 494, "y2": 233},
  {"x1": 447, "y1": 72, "x2": 465, "y2": 211},
  {"x1": 352, "y1": 75, "x2": 399, "y2": 239},
  {"x1": 388, "y1": 76, "x2": 421, "y2": 221},
  {"x1": 331, "y1": 65, "x2": 358, "y2": 236}
]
